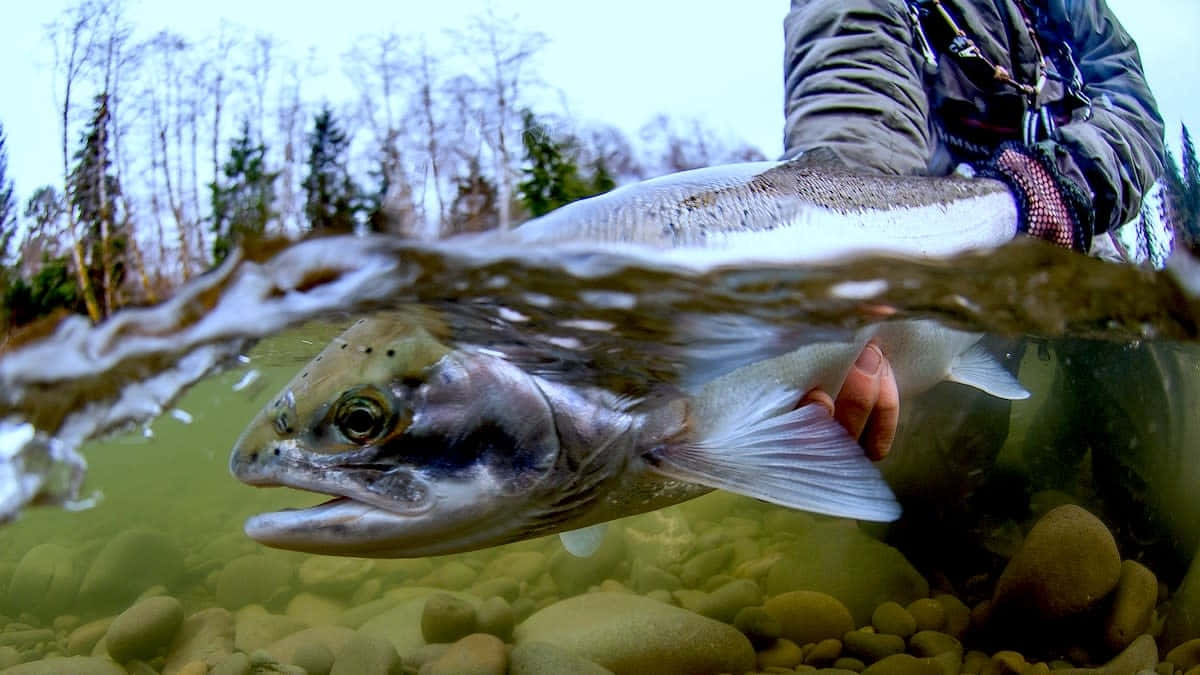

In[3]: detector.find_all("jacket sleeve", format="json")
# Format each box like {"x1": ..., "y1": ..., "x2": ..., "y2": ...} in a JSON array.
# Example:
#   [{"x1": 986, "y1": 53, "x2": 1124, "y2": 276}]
[
  {"x1": 782, "y1": 0, "x2": 933, "y2": 175},
  {"x1": 1048, "y1": 0, "x2": 1165, "y2": 232}
]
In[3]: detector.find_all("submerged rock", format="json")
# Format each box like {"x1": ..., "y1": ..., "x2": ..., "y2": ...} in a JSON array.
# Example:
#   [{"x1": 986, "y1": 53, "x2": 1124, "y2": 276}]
[
  {"x1": 421, "y1": 593, "x2": 478, "y2": 644},
  {"x1": 6, "y1": 544, "x2": 79, "y2": 618},
  {"x1": 233, "y1": 606, "x2": 307, "y2": 654},
  {"x1": 513, "y1": 591, "x2": 755, "y2": 675},
  {"x1": 991, "y1": 505, "x2": 1120, "y2": 622},
  {"x1": 420, "y1": 633, "x2": 506, "y2": 675},
  {"x1": 78, "y1": 530, "x2": 184, "y2": 613},
  {"x1": 1103, "y1": 559, "x2": 1158, "y2": 652},
  {"x1": 509, "y1": 641, "x2": 614, "y2": 675},
  {"x1": 1164, "y1": 550, "x2": 1200, "y2": 651},
  {"x1": 162, "y1": 607, "x2": 234, "y2": 675},
  {"x1": 214, "y1": 554, "x2": 293, "y2": 610},
  {"x1": 763, "y1": 521, "x2": 928, "y2": 624},
  {"x1": 0, "y1": 656, "x2": 125, "y2": 675},
  {"x1": 104, "y1": 595, "x2": 184, "y2": 663},
  {"x1": 263, "y1": 625, "x2": 355, "y2": 666},
  {"x1": 328, "y1": 632, "x2": 398, "y2": 675},
  {"x1": 296, "y1": 557, "x2": 374, "y2": 595},
  {"x1": 763, "y1": 590, "x2": 855, "y2": 647}
]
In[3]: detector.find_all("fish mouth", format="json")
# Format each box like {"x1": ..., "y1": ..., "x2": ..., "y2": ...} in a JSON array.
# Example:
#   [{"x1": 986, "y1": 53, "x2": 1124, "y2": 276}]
[{"x1": 243, "y1": 494, "x2": 425, "y2": 556}]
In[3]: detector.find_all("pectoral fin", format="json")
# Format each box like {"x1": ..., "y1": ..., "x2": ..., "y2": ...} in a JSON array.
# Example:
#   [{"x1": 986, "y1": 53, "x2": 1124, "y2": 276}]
[
  {"x1": 948, "y1": 344, "x2": 1030, "y2": 400},
  {"x1": 559, "y1": 523, "x2": 608, "y2": 557},
  {"x1": 647, "y1": 384, "x2": 900, "y2": 522}
]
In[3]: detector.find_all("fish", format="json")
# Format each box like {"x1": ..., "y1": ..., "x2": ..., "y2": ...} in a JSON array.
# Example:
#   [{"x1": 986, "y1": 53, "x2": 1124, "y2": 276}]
[{"x1": 229, "y1": 156, "x2": 1029, "y2": 558}]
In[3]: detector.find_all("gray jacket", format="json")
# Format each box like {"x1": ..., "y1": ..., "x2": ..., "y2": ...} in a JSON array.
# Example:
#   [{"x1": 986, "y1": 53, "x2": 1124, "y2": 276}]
[{"x1": 783, "y1": 0, "x2": 1165, "y2": 234}]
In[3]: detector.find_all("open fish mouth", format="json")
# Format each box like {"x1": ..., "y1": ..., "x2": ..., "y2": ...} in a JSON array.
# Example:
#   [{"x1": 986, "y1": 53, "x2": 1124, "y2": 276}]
[{"x1": 243, "y1": 493, "x2": 420, "y2": 555}]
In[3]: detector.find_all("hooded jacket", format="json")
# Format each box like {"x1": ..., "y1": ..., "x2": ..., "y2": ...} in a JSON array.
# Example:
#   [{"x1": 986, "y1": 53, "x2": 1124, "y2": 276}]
[{"x1": 783, "y1": 0, "x2": 1165, "y2": 235}]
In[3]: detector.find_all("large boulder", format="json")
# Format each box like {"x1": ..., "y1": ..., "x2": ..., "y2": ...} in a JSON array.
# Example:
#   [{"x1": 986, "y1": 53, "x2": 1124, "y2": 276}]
[
  {"x1": 763, "y1": 521, "x2": 928, "y2": 625},
  {"x1": 514, "y1": 592, "x2": 754, "y2": 675}
]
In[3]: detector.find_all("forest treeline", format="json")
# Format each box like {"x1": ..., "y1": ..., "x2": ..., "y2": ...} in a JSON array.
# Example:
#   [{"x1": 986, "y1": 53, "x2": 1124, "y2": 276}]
[
  {"x1": 0, "y1": 0, "x2": 765, "y2": 333},
  {"x1": 0, "y1": 1, "x2": 1197, "y2": 337}
]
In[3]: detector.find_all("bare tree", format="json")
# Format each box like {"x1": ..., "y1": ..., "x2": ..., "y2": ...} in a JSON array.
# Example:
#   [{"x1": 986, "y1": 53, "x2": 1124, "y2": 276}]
[
  {"x1": 410, "y1": 38, "x2": 447, "y2": 229},
  {"x1": 143, "y1": 30, "x2": 196, "y2": 278},
  {"x1": 47, "y1": 0, "x2": 103, "y2": 322},
  {"x1": 451, "y1": 6, "x2": 548, "y2": 231},
  {"x1": 245, "y1": 33, "x2": 276, "y2": 146},
  {"x1": 344, "y1": 32, "x2": 420, "y2": 235}
]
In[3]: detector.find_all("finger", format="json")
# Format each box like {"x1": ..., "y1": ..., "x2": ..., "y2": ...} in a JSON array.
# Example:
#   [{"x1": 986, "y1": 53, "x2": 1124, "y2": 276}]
[
  {"x1": 860, "y1": 358, "x2": 900, "y2": 461},
  {"x1": 798, "y1": 388, "x2": 835, "y2": 417},
  {"x1": 833, "y1": 342, "x2": 884, "y2": 440}
]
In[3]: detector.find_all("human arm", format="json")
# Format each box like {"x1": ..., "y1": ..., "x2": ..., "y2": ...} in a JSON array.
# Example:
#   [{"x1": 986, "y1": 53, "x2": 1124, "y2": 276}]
[{"x1": 1042, "y1": 0, "x2": 1165, "y2": 233}]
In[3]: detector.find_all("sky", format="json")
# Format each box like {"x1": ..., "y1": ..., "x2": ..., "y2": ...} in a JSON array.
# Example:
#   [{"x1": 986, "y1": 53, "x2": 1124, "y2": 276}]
[{"x1": 1, "y1": 0, "x2": 1197, "y2": 202}]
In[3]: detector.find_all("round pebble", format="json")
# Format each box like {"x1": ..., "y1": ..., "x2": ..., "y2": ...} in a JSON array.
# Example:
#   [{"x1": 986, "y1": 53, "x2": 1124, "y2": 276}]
[
  {"x1": 292, "y1": 642, "x2": 334, "y2": 675},
  {"x1": 862, "y1": 653, "x2": 942, "y2": 675},
  {"x1": 328, "y1": 633, "x2": 399, "y2": 675},
  {"x1": 872, "y1": 601, "x2": 917, "y2": 638},
  {"x1": 421, "y1": 593, "x2": 478, "y2": 644},
  {"x1": 906, "y1": 598, "x2": 946, "y2": 632},
  {"x1": 804, "y1": 638, "x2": 842, "y2": 666},
  {"x1": 842, "y1": 629, "x2": 906, "y2": 663},
  {"x1": 991, "y1": 505, "x2": 1121, "y2": 621},
  {"x1": 508, "y1": 641, "x2": 614, "y2": 675},
  {"x1": 421, "y1": 633, "x2": 507, "y2": 675},
  {"x1": 734, "y1": 606, "x2": 781, "y2": 647},
  {"x1": 908, "y1": 630, "x2": 962, "y2": 660},
  {"x1": 105, "y1": 595, "x2": 184, "y2": 663},
  {"x1": 763, "y1": 590, "x2": 855, "y2": 647},
  {"x1": 756, "y1": 637, "x2": 803, "y2": 670},
  {"x1": 1167, "y1": 638, "x2": 1200, "y2": 671},
  {"x1": 476, "y1": 596, "x2": 515, "y2": 642},
  {"x1": 1104, "y1": 559, "x2": 1158, "y2": 652}
]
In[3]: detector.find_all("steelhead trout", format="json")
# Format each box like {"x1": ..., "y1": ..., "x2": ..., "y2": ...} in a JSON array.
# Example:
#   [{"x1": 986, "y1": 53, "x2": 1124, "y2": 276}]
[{"x1": 230, "y1": 157, "x2": 1028, "y2": 557}]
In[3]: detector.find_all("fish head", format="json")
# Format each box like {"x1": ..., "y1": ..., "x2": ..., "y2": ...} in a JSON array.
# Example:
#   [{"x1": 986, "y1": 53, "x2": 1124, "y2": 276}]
[{"x1": 230, "y1": 315, "x2": 565, "y2": 557}]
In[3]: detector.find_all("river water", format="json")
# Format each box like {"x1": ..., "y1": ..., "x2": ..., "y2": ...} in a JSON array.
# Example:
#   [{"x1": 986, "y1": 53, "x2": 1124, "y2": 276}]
[{"x1": 0, "y1": 232, "x2": 1198, "y2": 673}]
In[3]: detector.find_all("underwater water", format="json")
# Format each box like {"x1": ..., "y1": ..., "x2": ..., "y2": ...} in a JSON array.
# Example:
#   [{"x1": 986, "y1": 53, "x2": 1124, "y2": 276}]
[{"x1": 1, "y1": 234, "x2": 1200, "y2": 674}]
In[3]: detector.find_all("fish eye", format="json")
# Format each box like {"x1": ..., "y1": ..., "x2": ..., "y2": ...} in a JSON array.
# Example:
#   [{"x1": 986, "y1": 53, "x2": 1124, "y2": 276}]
[{"x1": 334, "y1": 390, "x2": 389, "y2": 444}]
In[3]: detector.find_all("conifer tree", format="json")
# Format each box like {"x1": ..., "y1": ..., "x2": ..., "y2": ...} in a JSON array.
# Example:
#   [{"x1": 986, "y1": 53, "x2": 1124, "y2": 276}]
[
  {"x1": 302, "y1": 106, "x2": 357, "y2": 232},
  {"x1": 0, "y1": 121, "x2": 15, "y2": 266},
  {"x1": 1164, "y1": 124, "x2": 1200, "y2": 251},
  {"x1": 517, "y1": 110, "x2": 614, "y2": 218},
  {"x1": 68, "y1": 93, "x2": 124, "y2": 315},
  {"x1": 210, "y1": 119, "x2": 279, "y2": 263}
]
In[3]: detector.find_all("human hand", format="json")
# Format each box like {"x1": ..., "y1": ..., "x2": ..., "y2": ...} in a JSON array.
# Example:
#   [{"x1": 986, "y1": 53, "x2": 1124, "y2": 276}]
[
  {"x1": 975, "y1": 142, "x2": 1093, "y2": 251},
  {"x1": 800, "y1": 341, "x2": 899, "y2": 461}
]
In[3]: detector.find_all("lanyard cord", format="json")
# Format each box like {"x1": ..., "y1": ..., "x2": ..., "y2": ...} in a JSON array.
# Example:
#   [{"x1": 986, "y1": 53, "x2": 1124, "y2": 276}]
[
  {"x1": 925, "y1": 0, "x2": 1046, "y2": 101},
  {"x1": 908, "y1": 0, "x2": 1064, "y2": 143}
]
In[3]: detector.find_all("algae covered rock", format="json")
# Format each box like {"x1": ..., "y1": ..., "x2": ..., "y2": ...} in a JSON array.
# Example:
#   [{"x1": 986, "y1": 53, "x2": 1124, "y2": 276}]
[
  {"x1": 513, "y1": 591, "x2": 754, "y2": 675},
  {"x1": 764, "y1": 521, "x2": 929, "y2": 624},
  {"x1": 104, "y1": 595, "x2": 184, "y2": 663},
  {"x1": 6, "y1": 543, "x2": 79, "y2": 618},
  {"x1": 1103, "y1": 559, "x2": 1158, "y2": 652},
  {"x1": 509, "y1": 641, "x2": 614, "y2": 675},
  {"x1": 420, "y1": 633, "x2": 506, "y2": 675},
  {"x1": 328, "y1": 632, "x2": 399, "y2": 675},
  {"x1": 78, "y1": 529, "x2": 184, "y2": 612},
  {"x1": 214, "y1": 554, "x2": 293, "y2": 610},
  {"x1": 0, "y1": 656, "x2": 125, "y2": 675},
  {"x1": 991, "y1": 505, "x2": 1120, "y2": 622},
  {"x1": 162, "y1": 607, "x2": 235, "y2": 675},
  {"x1": 421, "y1": 592, "x2": 478, "y2": 644},
  {"x1": 1164, "y1": 549, "x2": 1200, "y2": 651},
  {"x1": 763, "y1": 590, "x2": 854, "y2": 647}
]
